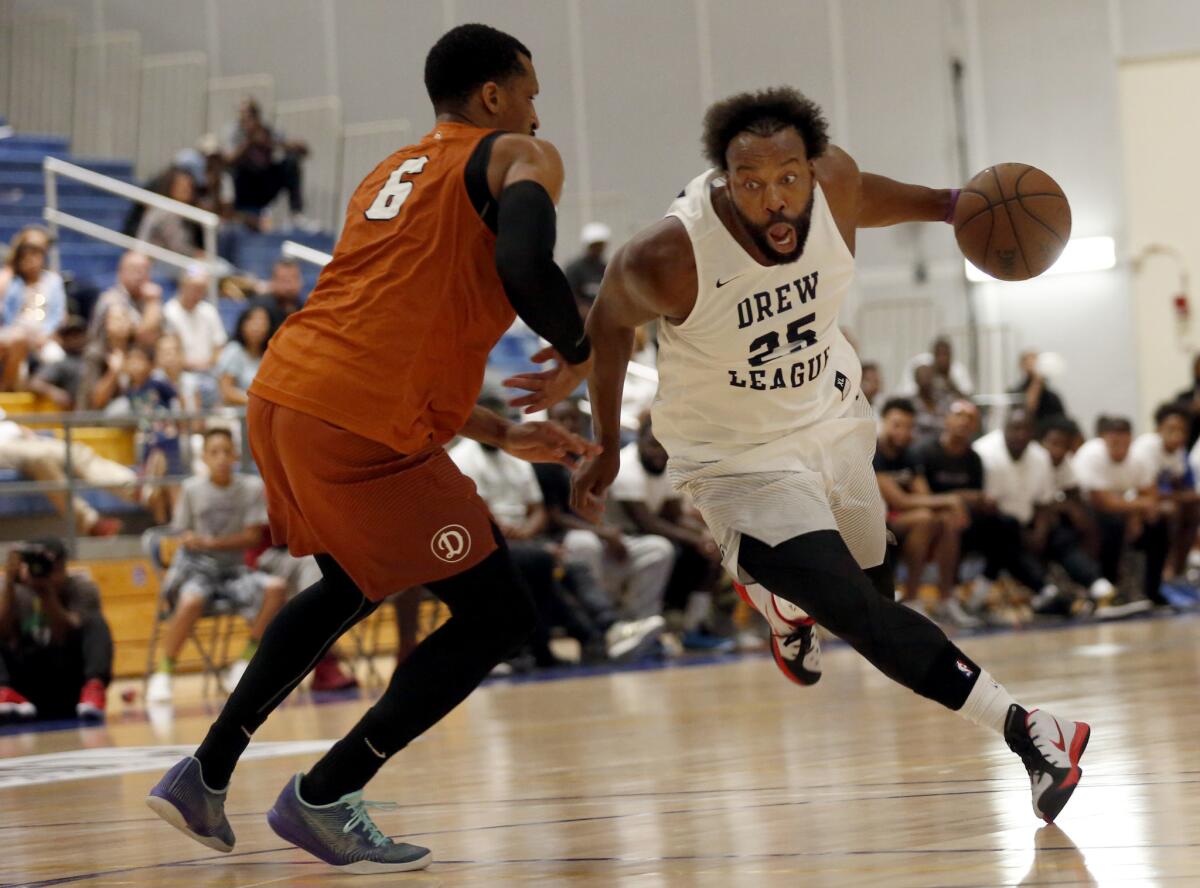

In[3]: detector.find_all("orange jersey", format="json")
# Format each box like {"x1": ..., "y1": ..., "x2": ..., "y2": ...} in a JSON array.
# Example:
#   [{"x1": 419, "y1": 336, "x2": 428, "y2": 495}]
[{"x1": 250, "y1": 123, "x2": 515, "y2": 455}]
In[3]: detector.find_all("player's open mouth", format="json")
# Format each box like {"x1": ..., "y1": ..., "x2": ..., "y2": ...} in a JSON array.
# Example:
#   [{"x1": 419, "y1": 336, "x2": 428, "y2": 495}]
[{"x1": 768, "y1": 223, "x2": 795, "y2": 251}]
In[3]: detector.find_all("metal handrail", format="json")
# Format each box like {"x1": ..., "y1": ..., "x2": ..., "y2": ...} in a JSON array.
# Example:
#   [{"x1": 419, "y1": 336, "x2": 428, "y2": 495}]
[
  {"x1": 42, "y1": 157, "x2": 221, "y2": 301},
  {"x1": 282, "y1": 239, "x2": 332, "y2": 267}
]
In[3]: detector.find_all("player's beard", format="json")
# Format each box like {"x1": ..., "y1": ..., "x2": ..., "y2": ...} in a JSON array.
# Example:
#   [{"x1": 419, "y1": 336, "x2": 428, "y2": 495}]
[{"x1": 734, "y1": 191, "x2": 815, "y2": 264}]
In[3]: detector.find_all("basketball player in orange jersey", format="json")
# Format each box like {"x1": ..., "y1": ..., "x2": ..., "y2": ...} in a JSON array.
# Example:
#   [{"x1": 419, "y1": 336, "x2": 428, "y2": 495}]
[
  {"x1": 147, "y1": 25, "x2": 598, "y2": 873},
  {"x1": 512, "y1": 87, "x2": 1089, "y2": 825}
]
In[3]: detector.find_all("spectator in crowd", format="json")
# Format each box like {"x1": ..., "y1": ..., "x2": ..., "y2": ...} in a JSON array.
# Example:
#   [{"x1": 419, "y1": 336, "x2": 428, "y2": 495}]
[
  {"x1": 154, "y1": 332, "x2": 210, "y2": 413},
  {"x1": 90, "y1": 251, "x2": 164, "y2": 347},
  {"x1": 1073, "y1": 416, "x2": 1169, "y2": 607},
  {"x1": 0, "y1": 226, "x2": 51, "y2": 295},
  {"x1": 902, "y1": 336, "x2": 973, "y2": 401},
  {"x1": 1132, "y1": 402, "x2": 1200, "y2": 599},
  {"x1": 79, "y1": 303, "x2": 136, "y2": 411},
  {"x1": 564, "y1": 222, "x2": 610, "y2": 317},
  {"x1": 136, "y1": 168, "x2": 202, "y2": 258},
  {"x1": 1040, "y1": 416, "x2": 1103, "y2": 555},
  {"x1": 911, "y1": 363, "x2": 947, "y2": 445},
  {"x1": 217, "y1": 305, "x2": 273, "y2": 406},
  {"x1": 873, "y1": 398, "x2": 966, "y2": 609},
  {"x1": 1012, "y1": 350, "x2": 1067, "y2": 430},
  {"x1": 0, "y1": 540, "x2": 112, "y2": 721},
  {"x1": 450, "y1": 401, "x2": 606, "y2": 668},
  {"x1": 250, "y1": 258, "x2": 305, "y2": 330},
  {"x1": 0, "y1": 412, "x2": 130, "y2": 537},
  {"x1": 860, "y1": 361, "x2": 882, "y2": 406},
  {"x1": 608, "y1": 413, "x2": 727, "y2": 649},
  {"x1": 175, "y1": 134, "x2": 236, "y2": 220},
  {"x1": 225, "y1": 99, "x2": 313, "y2": 230},
  {"x1": 1, "y1": 236, "x2": 67, "y2": 378},
  {"x1": 27, "y1": 316, "x2": 88, "y2": 410},
  {"x1": 163, "y1": 266, "x2": 227, "y2": 372},
  {"x1": 913, "y1": 401, "x2": 1044, "y2": 627},
  {"x1": 535, "y1": 399, "x2": 671, "y2": 658},
  {"x1": 146, "y1": 429, "x2": 288, "y2": 703},
  {"x1": 1174, "y1": 353, "x2": 1200, "y2": 449},
  {"x1": 973, "y1": 408, "x2": 1114, "y2": 615}
]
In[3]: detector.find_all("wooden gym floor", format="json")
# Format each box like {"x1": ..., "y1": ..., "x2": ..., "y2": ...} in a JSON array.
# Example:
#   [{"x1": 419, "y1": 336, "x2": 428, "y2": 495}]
[{"x1": 1, "y1": 614, "x2": 1198, "y2": 887}]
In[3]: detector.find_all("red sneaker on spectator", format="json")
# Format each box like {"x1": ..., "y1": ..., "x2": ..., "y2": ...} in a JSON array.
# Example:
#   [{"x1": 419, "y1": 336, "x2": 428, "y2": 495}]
[
  {"x1": 88, "y1": 518, "x2": 123, "y2": 537},
  {"x1": 76, "y1": 678, "x2": 106, "y2": 720},
  {"x1": 0, "y1": 686, "x2": 37, "y2": 720},
  {"x1": 311, "y1": 655, "x2": 357, "y2": 692}
]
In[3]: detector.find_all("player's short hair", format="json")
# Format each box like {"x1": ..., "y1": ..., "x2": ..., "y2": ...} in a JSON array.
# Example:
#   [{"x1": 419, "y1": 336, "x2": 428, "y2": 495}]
[
  {"x1": 1095, "y1": 415, "x2": 1132, "y2": 436},
  {"x1": 702, "y1": 87, "x2": 829, "y2": 169},
  {"x1": 1155, "y1": 401, "x2": 1191, "y2": 427},
  {"x1": 880, "y1": 397, "x2": 916, "y2": 418},
  {"x1": 424, "y1": 24, "x2": 532, "y2": 110}
]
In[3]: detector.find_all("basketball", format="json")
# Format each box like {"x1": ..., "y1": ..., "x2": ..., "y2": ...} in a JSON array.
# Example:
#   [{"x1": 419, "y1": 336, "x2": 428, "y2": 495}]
[{"x1": 953, "y1": 163, "x2": 1071, "y2": 281}]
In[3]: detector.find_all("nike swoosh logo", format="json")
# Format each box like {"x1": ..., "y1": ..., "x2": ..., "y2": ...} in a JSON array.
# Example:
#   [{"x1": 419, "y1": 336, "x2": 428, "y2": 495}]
[
  {"x1": 715, "y1": 276, "x2": 742, "y2": 288},
  {"x1": 1050, "y1": 721, "x2": 1066, "y2": 753}
]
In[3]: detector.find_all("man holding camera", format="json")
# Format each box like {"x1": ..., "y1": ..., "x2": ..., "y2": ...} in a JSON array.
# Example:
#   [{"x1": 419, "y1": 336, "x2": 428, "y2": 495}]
[{"x1": 0, "y1": 540, "x2": 112, "y2": 721}]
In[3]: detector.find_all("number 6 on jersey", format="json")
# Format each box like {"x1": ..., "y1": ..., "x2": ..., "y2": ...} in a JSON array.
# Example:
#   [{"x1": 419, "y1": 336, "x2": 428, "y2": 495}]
[{"x1": 365, "y1": 156, "x2": 430, "y2": 221}]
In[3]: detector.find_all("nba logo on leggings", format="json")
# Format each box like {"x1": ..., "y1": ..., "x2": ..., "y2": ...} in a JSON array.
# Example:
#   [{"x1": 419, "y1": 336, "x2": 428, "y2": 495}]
[{"x1": 432, "y1": 525, "x2": 471, "y2": 563}]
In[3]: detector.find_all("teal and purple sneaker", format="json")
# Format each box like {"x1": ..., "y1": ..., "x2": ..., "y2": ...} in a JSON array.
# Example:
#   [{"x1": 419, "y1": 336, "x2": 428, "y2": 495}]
[
  {"x1": 266, "y1": 774, "x2": 432, "y2": 874},
  {"x1": 145, "y1": 756, "x2": 235, "y2": 852}
]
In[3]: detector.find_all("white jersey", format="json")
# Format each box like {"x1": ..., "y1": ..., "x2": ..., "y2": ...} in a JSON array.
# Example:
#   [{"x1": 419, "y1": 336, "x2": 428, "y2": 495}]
[{"x1": 652, "y1": 170, "x2": 859, "y2": 462}]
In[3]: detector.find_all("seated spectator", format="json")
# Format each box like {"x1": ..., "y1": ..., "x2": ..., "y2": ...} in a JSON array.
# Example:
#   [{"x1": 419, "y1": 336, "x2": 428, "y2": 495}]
[
  {"x1": 535, "y1": 399, "x2": 671, "y2": 658},
  {"x1": 901, "y1": 336, "x2": 974, "y2": 401},
  {"x1": 873, "y1": 398, "x2": 966, "y2": 609},
  {"x1": 225, "y1": 99, "x2": 313, "y2": 230},
  {"x1": 79, "y1": 303, "x2": 136, "y2": 411},
  {"x1": 911, "y1": 363, "x2": 947, "y2": 445},
  {"x1": 175, "y1": 134, "x2": 236, "y2": 220},
  {"x1": 913, "y1": 401, "x2": 1043, "y2": 626},
  {"x1": 860, "y1": 361, "x2": 882, "y2": 406},
  {"x1": 973, "y1": 409, "x2": 1112, "y2": 614},
  {"x1": 1012, "y1": 350, "x2": 1067, "y2": 430},
  {"x1": 1, "y1": 236, "x2": 67, "y2": 381},
  {"x1": 1174, "y1": 352, "x2": 1200, "y2": 449},
  {"x1": 217, "y1": 305, "x2": 273, "y2": 405},
  {"x1": 163, "y1": 266, "x2": 227, "y2": 372},
  {"x1": 1132, "y1": 402, "x2": 1199, "y2": 598},
  {"x1": 136, "y1": 167, "x2": 203, "y2": 258},
  {"x1": 450, "y1": 403, "x2": 606, "y2": 668},
  {"x1": 154, "y1": 331, "x2": 213, "y2": 412},
  {"x1": 27, "y1": 316, "x2": 89, "y2": 410},
  {"x1": 90, "y1": 251, "x2": 164, "y2": 347},
  {"x1": 146, "y1": 429, "x2": 288, "y2": 703},
  {"x1": 608, "y1": 413, "x2": 726, "y2": 649},
  {"x1": 251, "y1": 258, "x2": 305, "y2": 330},
  {"x1": 564, "y1": 223, "x2": 610, "y2": 317},
  {"x1": 0, "y1": 411, "x2": 131, "y2": 536},
  {"x1": 0, "y1": 540, "x2": 112, "y2": 721},
  {"x1": 1040, "y1": 416, "x2": 1104, "y2": 560},
  {"x1": 1073, "y1": 416, "x2": 1168, "y2": 607}
]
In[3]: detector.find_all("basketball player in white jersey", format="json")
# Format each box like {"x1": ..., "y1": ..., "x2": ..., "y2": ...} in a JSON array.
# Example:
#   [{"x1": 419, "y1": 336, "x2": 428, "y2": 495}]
[{"x1": 508, "y1": 87, "x2": 1089, "y2": 823}]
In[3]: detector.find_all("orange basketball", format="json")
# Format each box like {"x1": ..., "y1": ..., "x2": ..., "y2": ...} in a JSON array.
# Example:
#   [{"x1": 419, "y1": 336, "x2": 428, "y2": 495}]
[{"x1": 953, "y1": 163, "x2": 1071, "y2": 281}]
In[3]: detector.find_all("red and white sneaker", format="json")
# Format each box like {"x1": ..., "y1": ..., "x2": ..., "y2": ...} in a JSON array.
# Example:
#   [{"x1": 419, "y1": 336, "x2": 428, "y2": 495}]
[
  {"x1": 76, "y1": 678, "x2": 107, "y2": 721},
  {"x1": 734, "y1": 581, "x2": 821, "y2": 686},
  {"x1": 1004, "y1": 705, "x2": 1090, "y2": 822},
  {"x1": 0, "y1": 686, "x2": 37, "y2": 720}
]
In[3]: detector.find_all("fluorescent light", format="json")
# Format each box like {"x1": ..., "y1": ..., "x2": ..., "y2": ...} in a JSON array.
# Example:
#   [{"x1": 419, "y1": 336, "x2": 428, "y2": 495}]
[{"x1": 964, "y1": 235, "x2": 1116, "y2": 282}]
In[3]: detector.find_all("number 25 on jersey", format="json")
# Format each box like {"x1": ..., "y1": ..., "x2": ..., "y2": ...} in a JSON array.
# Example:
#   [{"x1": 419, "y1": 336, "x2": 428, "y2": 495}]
[{"x1": 364, "y1": 156, "x2": 429, "y2": 221}]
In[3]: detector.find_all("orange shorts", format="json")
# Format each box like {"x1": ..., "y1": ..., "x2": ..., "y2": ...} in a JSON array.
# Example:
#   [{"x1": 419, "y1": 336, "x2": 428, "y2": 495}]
[{"x1": 247, "y1": 394, "x2": 498, "y2": 601}]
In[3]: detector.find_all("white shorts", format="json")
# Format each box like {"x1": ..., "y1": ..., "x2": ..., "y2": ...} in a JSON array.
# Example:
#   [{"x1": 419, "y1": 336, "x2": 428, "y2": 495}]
[{"x1": 667, "y1": 393, "x2": 886, "y2": 583}]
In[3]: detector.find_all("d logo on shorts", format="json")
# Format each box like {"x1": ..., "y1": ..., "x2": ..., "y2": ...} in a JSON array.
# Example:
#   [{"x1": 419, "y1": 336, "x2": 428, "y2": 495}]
[{"x1": 431, "y1": 525, "x2": 471, "y2": 563}]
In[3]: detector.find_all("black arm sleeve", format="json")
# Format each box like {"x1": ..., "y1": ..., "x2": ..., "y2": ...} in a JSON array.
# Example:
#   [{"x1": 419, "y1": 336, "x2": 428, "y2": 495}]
[{"x1": 494, "y1": 180, "x2": 591, "y2": 365}]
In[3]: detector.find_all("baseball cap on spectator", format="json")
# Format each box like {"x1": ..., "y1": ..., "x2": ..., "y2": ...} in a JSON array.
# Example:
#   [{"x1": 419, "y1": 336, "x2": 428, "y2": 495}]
[{"x1": 580, "y1": 222, "x2": 611, "y2": 247}]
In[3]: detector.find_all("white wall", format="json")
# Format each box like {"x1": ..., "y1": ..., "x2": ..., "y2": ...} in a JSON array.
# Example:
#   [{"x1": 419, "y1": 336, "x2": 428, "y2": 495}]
[{"x1": 8, "y1": 0, "x2": 1200, "y2": 428}]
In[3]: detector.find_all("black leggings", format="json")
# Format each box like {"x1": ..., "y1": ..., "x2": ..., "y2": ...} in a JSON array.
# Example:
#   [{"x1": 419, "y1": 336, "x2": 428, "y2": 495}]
[
  {"x1": 738, "y1": 530, "x2": 980, "y2": 710},
  {"x1": 194, "y1": 527, "x2": 536, "y2": 794}
]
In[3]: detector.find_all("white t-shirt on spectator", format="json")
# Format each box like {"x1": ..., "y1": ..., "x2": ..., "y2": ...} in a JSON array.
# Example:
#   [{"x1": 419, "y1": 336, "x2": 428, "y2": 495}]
[
  {"x1": 164, "y1": 299, "x2": 227, "y2": 369},
  {"x1": 972, "y1": 431, "x2": 1055, "y2": 525},
  {"x1": 609, "y1": 443, "x2": 677, "y2": 514},
  {"x1": 1048, "y1": 453, "x2": 1078, "y2": 494},
  {"x1": 1073, "y1": 437, "x2": 1155, "y2": 495},
  {"x1": 449, "y1": 438, "x2": 542, "y2": 526},
  {"x1": 1130, "y1": 432, "x2": 1190, "y2": 488}
]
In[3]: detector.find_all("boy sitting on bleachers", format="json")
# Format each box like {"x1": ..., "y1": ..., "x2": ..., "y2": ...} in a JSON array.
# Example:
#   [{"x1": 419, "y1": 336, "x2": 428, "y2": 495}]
[{"x1": 145, "y1": 428, "x2": 285, "y2": 703}]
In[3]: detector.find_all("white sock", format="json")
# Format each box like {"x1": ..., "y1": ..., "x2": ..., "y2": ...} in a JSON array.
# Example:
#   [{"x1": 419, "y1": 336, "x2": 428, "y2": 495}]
[{"x1": 957, "y1": 669, "x2": 1019, "y2": 735}]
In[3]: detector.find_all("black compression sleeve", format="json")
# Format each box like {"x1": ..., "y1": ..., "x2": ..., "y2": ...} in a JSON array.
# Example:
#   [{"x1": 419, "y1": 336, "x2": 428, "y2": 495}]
[{"x1": 494, "y1": 180, "x2": 591, "y2": 365}]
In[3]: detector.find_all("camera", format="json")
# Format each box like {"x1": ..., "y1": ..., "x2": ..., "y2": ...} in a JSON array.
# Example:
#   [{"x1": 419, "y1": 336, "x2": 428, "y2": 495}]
[{"x1": 18, "y1": 543, "x2": 59, "y2": 579}]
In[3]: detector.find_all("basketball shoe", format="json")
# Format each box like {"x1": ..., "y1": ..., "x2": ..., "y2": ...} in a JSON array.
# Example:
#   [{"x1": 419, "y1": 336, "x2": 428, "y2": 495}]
[
  {"x1": 146, "y1": 756, "x2": 235, "y2": 852},
  {"x1": 267, "y1": 774, "x2": 432, "y2": 873},
  {"x1": 1004, "y1": 705, "x2": 1090, "y2": 822},
  {"x1": 0, "y1": 687, "x2": 36, "y2": 720},
  {"x1": 734, "y1": 581, "x2": 821, "y2": 685}
]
